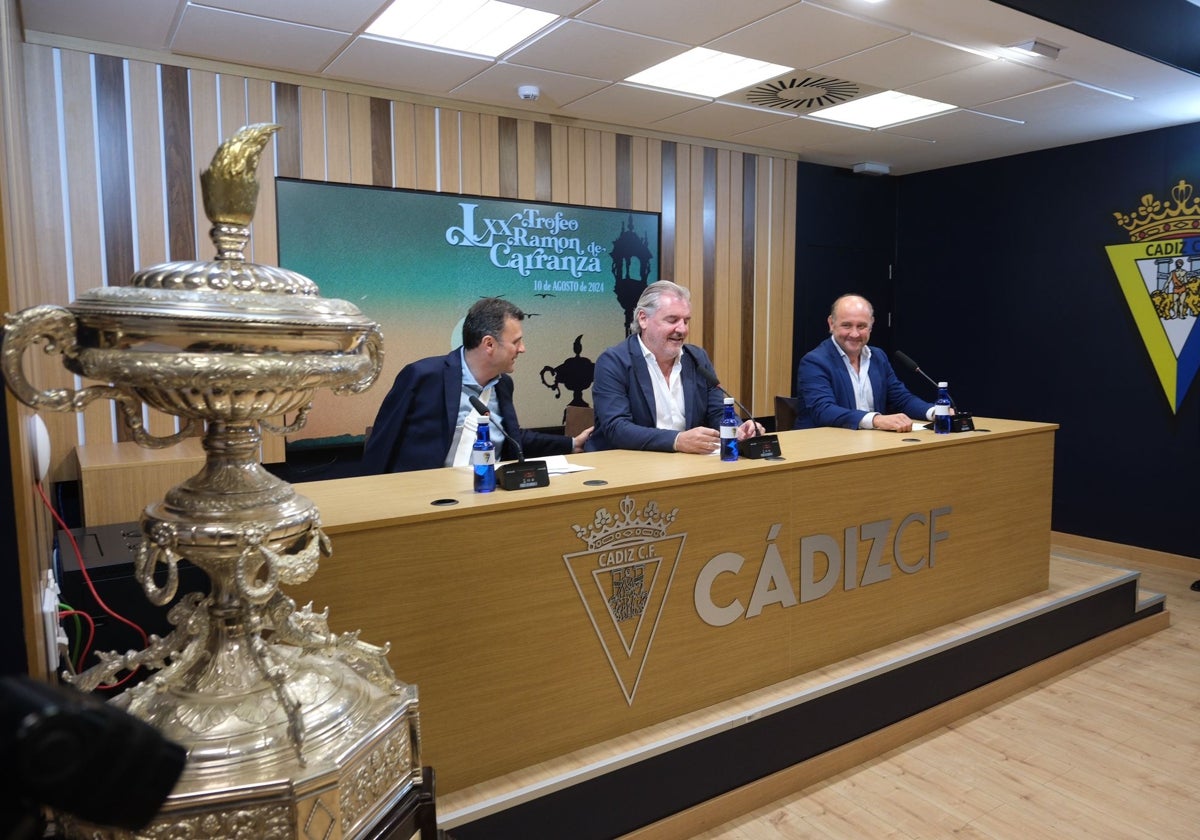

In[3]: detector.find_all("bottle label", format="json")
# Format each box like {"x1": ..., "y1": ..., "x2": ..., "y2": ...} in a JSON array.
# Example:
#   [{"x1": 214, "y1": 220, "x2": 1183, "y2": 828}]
[
  {"x1": 720, "y1": 425, "x2": 736, "y2": 438},
  {"x1": 471, "y1": 449, "x2": 494, "y2": 466},
  {"x1": 934, "y1": 405, "x2": 951, "y2": 416}
]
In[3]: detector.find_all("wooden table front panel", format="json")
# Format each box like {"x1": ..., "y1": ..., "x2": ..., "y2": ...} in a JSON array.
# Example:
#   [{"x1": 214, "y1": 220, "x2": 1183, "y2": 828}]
[{"x1": 291, "y1": 420, "x2": 1054, "y2": 792}]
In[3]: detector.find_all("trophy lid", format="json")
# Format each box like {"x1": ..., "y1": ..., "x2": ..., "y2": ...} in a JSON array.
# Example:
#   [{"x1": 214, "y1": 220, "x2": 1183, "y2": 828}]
[{"x1": 64, "y1": 123, "x2": 377, "y2": 353}]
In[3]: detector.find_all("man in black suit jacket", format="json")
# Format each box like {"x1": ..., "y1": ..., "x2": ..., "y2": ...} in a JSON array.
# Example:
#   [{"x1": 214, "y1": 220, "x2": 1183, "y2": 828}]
[{"x1": 363, "y1": 298, "x2": 591, "y2": 473}]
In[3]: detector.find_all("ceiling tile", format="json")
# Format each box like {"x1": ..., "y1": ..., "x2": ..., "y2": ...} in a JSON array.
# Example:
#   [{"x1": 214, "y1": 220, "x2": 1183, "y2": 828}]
[
  {"x1": 171, "y1": 5, "x2": 351, "y2": 75},
  {"x1": 197, "y1": 0, "x2": 388, "y2": 33},
  {"x1": 815, "y1": 34, "x2": 992, "y2": 89},
  {"x1": 902, "y1": 58, "x2": 1064, "y2": 107},
  {"x1": 325, "y1": 38, "x2": 492, "y2": 94},
  {"x1": 20, "y1": 0, "x2": 181, "y2": 49},
  {"x1": 732, "y1": 114, "x2": 874, "y2": 151},
  {"x1": 507, "y1": 20, "x2": 683, "y2": 80},
  {"x1": 451, "y1": 64, "x2": 609, "y2": 113},
  {"x1": 579, "y1": 0, "x2": 797, "y2": 46},
  {"x1": 709, "y1": 3, "x2": 904, "y2": 69},
  {"x1": 650, "y1": 102, "x2": 796, "y2": 141},
  {"x1": 561, "y1": 83, "x2": 709, "y2": 125}
]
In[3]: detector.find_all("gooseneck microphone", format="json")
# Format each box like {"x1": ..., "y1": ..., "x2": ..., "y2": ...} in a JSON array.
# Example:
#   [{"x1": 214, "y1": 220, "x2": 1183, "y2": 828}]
[
  {"x1": 468, "y1": 394, "x2": 550, "y2": 489},
  {"x1": 469, "y1": 394, "x2": 522, "y2": 460},
  {"x1": 683, "y1": 346, "x2": 783, "y2": 459},
  {"x1": 893, "y1": 351, "x2": 973, "y2": 431},
  {"x1": 893, "y1": 350, "x2": 939, "y2": 391},
  {"x1": 893, "y1": 350, "x2": 957, "y2": 410}
]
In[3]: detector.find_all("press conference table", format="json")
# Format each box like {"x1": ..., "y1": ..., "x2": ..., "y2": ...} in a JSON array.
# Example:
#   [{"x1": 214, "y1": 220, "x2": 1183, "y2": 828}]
[{"x1": 291, "y1": 418, "x2": 1055, "y2": 794}]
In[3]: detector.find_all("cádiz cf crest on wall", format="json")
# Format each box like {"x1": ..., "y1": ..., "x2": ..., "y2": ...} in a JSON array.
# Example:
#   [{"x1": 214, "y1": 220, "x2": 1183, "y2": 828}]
[{"x1": 1106, "y1": 179, "x2": 1200, "y2": 412}]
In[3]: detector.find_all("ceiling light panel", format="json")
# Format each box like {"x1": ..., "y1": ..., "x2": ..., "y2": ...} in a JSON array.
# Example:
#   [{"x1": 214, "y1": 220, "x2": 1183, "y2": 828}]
[
  {"x1": 367, "y1": 0, "x2": 558, "y2": 57},
  {"x1": 626, "y1": 47, "x2": 793, "y2": 98},
  {"x1": 810, "y1": 90, "x2": 955, "y2": 128}
]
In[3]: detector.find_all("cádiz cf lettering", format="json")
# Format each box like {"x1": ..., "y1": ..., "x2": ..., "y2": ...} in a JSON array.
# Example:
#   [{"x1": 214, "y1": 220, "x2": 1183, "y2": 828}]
[{"x1": 693, "y1": 508, "x2": 952, "y2": 627}]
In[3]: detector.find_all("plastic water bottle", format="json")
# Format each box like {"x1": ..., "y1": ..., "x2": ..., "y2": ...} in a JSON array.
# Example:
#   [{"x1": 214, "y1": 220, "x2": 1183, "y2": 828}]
[
  {"x1": 720, "y1": 397, "x2": 739, "y2": 461},
  {"x1": 472, "y1": 417, "x2": 496, "y2": 492},
  {"x1": 934, "y1": 382, "x2": 952, "y2": 435}
]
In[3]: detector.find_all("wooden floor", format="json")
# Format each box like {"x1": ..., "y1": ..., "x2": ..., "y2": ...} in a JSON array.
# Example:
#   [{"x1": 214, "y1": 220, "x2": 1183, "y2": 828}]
[{"x1": 692, "y1": 546, "x2": 1200, "y2": 840}]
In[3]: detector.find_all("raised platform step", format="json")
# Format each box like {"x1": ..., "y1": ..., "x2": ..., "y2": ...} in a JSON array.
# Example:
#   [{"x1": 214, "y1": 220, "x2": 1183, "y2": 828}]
[{"x1": 438, "y1": 554, "x2": 1168, "y2": 840}]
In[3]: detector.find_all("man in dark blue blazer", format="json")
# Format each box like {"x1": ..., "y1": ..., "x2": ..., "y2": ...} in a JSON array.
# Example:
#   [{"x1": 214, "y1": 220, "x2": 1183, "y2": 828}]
[
  {"x1": 588, "y1": 281, "x2": 761, "y2": 453},
  {"x1": 794, "y1": 294, "x2": 934, "y2": 432},
  {"x1": 363, "y1": 298, "x2": 590, "y2": 473}
]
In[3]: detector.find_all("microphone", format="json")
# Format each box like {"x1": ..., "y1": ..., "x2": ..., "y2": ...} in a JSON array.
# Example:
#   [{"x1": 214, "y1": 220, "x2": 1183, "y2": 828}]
[
  {"x1": 684, "y1": 347, "x2": 783, "y2": 459},
  {"x1": 892, "y1": 351, "x2": 974, "y2": 432},
  {"x1": 893, "y1": 350, "x2": 939, "y2": 391},
  {"x1": 468, "y1": 394, "x2": 550, "y2": 489}
]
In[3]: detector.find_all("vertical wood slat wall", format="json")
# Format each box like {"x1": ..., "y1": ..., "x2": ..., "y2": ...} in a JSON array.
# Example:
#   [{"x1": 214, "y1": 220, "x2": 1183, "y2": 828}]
[{"x1": 13, "y1": 42, "x2": 797, "y2": 484}]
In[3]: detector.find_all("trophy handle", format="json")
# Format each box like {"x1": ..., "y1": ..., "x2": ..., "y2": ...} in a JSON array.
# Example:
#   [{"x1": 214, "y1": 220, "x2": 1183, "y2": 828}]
[
  {"x1": 2, "y1": 304, "x2": 196, "y2": 449},
  {"x1": 332, "y1": 323, "x2": 385, "y2": 396}
]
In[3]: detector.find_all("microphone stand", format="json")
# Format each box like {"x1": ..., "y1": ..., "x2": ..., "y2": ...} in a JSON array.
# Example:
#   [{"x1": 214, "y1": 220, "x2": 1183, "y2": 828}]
[
  {"x1": 893, "y1": 351, "x2": 974, "y2": 432},
  {"x1": 469, "y1": 394, "x2": 550, "y2": 489},
  {"x1": 684, "y1": 347, "x2": 783, "y2": 459}
]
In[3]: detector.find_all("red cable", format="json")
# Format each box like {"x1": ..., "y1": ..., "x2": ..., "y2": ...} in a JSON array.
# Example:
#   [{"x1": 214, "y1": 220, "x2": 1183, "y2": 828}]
[{"x1": 36, "y1": 480, "x2": 149, "y2": 688}]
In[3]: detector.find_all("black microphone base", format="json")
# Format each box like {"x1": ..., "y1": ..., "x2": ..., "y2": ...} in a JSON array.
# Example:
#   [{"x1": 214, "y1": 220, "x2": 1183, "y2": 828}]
[
  {"x1": 740, "y1": 434, "x2": 782, "y2": 459},
  {"x1": 951, "y1": 413, "x2": 974, "y2": 432},
  {"x1": 924, "y1": 412, "x2": 975, "y2": 433},
  {"x1": 498, "y1": 460, "x2": 550, "y2": 490}
]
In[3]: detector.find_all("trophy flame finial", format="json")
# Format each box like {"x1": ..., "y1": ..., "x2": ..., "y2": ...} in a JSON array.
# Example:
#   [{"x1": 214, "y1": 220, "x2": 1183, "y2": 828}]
[{"x1": 200, "y1": 122, "x2": 280, "y2": 227}]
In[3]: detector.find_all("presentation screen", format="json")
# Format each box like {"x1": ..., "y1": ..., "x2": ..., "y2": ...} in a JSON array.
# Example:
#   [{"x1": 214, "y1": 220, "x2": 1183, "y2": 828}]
[{"x1": 275, "y1": 178, "x2": 661, "y2": 445}]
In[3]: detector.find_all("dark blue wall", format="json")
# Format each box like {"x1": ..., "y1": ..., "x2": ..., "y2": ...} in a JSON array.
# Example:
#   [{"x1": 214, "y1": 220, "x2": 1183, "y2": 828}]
[{"x1": 885, "y1": 124, "x2": 1200, "y2": 556}]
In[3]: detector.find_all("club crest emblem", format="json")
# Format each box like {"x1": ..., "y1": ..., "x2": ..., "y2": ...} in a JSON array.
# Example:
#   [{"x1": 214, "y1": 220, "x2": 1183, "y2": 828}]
[
  {"x1": 1106, "y1": 179, "x2": 1200, "y2": 411},
  {"x1": 564, "y1": 496, "x2": 684, "y2": 705}
]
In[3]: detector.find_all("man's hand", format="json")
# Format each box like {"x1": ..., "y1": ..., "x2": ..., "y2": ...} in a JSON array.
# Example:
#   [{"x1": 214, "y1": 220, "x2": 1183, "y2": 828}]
[
  {"x1": 572, "y1": 426, "x2": 593, "y2": 453},
  {"x1": 674, "y1": 426, "x2": 721, "y2": 454},
  {"x1": 737, "y1": 419, "x2": 764, "y2": 440},
  {"x1": 872, "y1": 413, "x2": 917, "y2": 432}
]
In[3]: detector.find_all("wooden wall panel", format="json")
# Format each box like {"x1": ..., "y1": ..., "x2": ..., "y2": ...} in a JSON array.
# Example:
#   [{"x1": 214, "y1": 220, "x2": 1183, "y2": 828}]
[
  {"x1": 59, "y1": 51, "x2": 114, "y2": 448},
  {"x1": 567, "y1": 126, "x2": 586, "y2": 206},
  {"x1": 459, "y1": 110, "x2": 482, "y2": 196},
  {"x1": 413, "y1": 105, "x2": 437, "y2": 192},
  {"x1": 517, "y1": 118, "x2": 536, "y2": 200},
  {"x1": 369, "y1": 97, "x2": 392, "y2": 188},
  {"x1": 323, "y1": 90, "x2": 351, "y2": 184},
  {"x1": 534, "y1": 121, "x2": 551, "y2": 202},
  {"x1": 217, "y1": 73, "x2": 247, "y2": 157},
  {"x1": 550, "y1": 123, "x2": 569, "y2": 203},
  {"x1": 189, "y1": 70, "x2": 219, "y2": 257},
  {"x1": 246, "y1": 78, "x2": 277, "y2": 267},
  {"x1": 479, "y1": 113, "x2": 500, "y2": 196},
  {"x1": 392, "y1": 100, "x2": 416, "y2": 189},
  {"x1": 129, "y1": 61, "x2": 177, "y2": 439},
  {"x1": 20, "y1": 45, "x2": 78, "y2": 479},
  {"x1": 348, "y1": 93, "x2": 372, "y2": 186},
  {"x1": 439, "y1": 108, "x2": 461, "y2": 194},
  {"x1": 94, "y1": 54, "x2": 133, "y2": 290}
]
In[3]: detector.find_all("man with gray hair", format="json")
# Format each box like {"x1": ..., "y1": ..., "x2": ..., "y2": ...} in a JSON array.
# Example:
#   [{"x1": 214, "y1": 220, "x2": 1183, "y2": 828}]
[{"x1": 587, "y1": 280, "x2": 761, "y2": 453}]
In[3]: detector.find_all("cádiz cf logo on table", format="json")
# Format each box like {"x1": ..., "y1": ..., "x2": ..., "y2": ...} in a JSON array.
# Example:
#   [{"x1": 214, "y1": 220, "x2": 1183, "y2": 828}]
[
  {"x1": 564, "y1": 495, "x2": 684, "y2": 705},
  {"x1": 1106, "y1": 179, "x2": 1200, "y2": 412}
]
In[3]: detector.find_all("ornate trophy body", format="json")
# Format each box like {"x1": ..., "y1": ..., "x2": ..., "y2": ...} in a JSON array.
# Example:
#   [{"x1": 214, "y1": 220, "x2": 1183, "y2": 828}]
[{"x1": 2, "y1": 125, "x2": 422, "y2": 838}]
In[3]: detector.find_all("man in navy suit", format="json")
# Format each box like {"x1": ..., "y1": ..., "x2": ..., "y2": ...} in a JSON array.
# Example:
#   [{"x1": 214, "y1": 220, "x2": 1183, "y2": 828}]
[
  {"x1": 794, "y1": 294, "x2": 933, "y2": 432},
  {"x1": 588, "y1": 281, "x2": 762, "y2": 453},
  {"x1": 363, "y1": 298, "x2": 591, "y2": 473}
]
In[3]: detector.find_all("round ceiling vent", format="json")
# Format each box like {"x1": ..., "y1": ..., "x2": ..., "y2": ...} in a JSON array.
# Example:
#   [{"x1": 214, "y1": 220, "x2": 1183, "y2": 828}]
[{"x1": 745, "y1": 76, "x2": 861, "y2": 111}]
